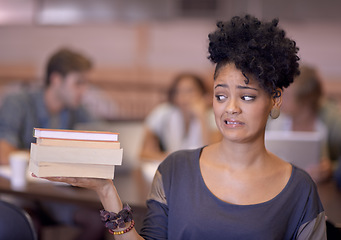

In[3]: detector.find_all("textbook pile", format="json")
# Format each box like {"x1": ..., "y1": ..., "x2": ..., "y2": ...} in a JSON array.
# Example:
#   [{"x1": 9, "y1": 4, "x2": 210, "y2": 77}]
[{"x1": 29, "y1": 128, "x2": 123, "y2": 179}]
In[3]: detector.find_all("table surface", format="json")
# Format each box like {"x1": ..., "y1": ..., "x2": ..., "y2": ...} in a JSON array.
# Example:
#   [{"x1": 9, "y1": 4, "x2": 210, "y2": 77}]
[
  {"x1": 0, "y1": 168, "x2": 149, "y2": 209},
  {"x1": 1, "y1": 167, "x2": 341, "y2": 226}
]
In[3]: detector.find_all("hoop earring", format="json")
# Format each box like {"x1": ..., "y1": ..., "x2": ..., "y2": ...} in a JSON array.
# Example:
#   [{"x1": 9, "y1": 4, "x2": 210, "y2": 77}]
[{"x1": 270, "y1": 108, "x2": 280, "y2": 119}]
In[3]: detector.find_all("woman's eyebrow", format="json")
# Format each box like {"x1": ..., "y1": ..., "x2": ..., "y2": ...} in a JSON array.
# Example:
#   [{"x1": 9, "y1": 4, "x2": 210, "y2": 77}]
[
  {"x1": 214, "y1": 84, "x2": 228, "y2": 89},
  {"x1": 237, "y1": 85, "x2": 258, "y2": 91},
  {"x1": 214, "y1": 84, "x2": 258, "y2": 91}
]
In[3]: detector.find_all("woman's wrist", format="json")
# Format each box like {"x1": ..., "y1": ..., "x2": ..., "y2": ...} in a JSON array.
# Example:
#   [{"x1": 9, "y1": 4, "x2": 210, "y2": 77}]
[
  {"x1": 100, "y1": 204, "x2": 134, "y2": 236},
  {"x1": 95, "y1": 179, "x2": 113, "y2": 195},
  {"x1": 96, "y1": 180, "x2": 123, "y2": 212}
]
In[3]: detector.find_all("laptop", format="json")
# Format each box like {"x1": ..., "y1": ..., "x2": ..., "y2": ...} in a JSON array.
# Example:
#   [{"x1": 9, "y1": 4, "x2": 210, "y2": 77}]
[{"x1": 264, "y1": 130, "x2": 323, "y2": 170}]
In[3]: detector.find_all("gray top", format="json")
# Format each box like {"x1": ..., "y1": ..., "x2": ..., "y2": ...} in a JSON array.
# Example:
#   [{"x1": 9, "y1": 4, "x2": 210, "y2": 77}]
[{"x1": 140, "y1": 148, "x2": 326, "y2": 240}]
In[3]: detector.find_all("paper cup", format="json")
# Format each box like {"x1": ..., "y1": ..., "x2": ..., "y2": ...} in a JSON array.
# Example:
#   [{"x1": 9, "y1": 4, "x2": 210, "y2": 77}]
[{"x1": 9, "y1": 151, "x2": 29, "y2": 190}]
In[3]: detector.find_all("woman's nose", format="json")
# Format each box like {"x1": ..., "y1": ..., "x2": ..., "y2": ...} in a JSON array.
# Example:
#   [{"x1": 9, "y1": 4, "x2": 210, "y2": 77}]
[{"x1": 226, "y1": 98, "x2": 241, "y2": 114}]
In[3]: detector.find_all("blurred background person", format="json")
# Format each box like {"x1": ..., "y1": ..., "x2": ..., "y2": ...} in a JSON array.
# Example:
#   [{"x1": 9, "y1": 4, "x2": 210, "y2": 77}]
[
  {"x1": 139, "y1": 73, "x2": 220, "y2": 162},
  {"x1": 0, "y1": 48, "x2": 106, "y2": 240},
  {"x1": 267, "y1": 65, "x2": 341, "y2": 183},
  {"x1": 0, "y1": 48, "x2": 93, "y2": 165}
]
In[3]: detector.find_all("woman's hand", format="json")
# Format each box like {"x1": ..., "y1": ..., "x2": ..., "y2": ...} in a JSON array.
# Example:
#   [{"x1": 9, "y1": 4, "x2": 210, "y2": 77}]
[
  {"x1": 32, "y1": 173, "x2": 112, "y2": 194},
  {"x1": 32, "y1": 173, "x2": 122, "y2": 212}
]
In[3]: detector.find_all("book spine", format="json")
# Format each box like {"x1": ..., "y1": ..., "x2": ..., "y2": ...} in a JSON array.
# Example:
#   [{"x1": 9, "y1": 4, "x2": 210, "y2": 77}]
[
  {"x1": 30, "y1": 143, "x2": 123, "y2": 165},
  {"x1": 35, "y1": 162, "x2": 115, "y2": 179},
  {"x1": 34, "y1": 128, "x2": 119, "y2": 141},
  {"x1": 36, "y1": 138, "x2": 120, "y2": 149}
]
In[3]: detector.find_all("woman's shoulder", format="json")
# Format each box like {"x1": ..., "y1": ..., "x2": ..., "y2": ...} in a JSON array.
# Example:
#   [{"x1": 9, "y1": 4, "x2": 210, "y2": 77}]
[
  {"x1": 290, "y1": 165, "x2": 318, "y2": 192},
  {"x1": 158, "y1": 148, "x2": 202, "y2": 173}
]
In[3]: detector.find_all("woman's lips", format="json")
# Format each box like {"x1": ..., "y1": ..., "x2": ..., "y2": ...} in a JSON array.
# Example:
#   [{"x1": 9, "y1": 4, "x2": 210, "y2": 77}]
[{"x1": 223, "y1": 119, "x2": 245, "y2": 127}]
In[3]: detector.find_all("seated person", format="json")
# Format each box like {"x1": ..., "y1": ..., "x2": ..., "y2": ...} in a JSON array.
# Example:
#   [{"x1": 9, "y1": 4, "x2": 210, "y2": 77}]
[
  {"x1": 0, "y1": 48, "x2": 105, "y2": 240},
  {"x1": 267, "y1": 65, "x2": 333, "y2": 182},
  {"x1": 0, "y1": 48, "x2": 93, "y2": 164},
  {"x1": 139, "y1": 73, "x2": 220, "y2": 161}
]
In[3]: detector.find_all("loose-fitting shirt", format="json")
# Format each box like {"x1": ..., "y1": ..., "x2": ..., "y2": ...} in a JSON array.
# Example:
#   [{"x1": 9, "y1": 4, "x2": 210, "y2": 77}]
[{"x1": 140, "y1": 148, "x2": 326, "y2": 240}]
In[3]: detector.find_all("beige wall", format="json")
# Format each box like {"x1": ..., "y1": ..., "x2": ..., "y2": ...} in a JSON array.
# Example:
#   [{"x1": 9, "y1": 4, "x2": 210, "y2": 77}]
[
  {"x1": 0, "y1": 19, "x2": 340, "y2": 119},
  {"x1": 1, "y1": 20, "x2": 340, "y2": 77}
]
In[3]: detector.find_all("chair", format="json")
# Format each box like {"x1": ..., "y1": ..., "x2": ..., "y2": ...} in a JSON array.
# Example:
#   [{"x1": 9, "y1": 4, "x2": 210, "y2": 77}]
[{"x1": 0, "y1": 200, "x2": 37, "y2": 240}]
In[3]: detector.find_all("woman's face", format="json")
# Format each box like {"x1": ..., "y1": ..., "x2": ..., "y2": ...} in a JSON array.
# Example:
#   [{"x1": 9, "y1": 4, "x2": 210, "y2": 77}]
[
  {"x1": 213, "y1": 63, "x2": 274, "y2": 143},
  {"x1": 173, "y1": 77, "x2": 204, "y2": 111}
]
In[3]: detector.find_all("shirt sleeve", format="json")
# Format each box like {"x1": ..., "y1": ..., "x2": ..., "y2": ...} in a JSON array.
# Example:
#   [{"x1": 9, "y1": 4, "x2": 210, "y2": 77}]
[
  {"x1": 295, "y1": 173, "x2": 327, "y2": 240},
  {"x1": 0, "y1": 94, "x2": 26, "y2": 147},
  {"x1": 139, "y1": 170, "x2": 168, "y2": 240},
  {"x1": 296, "y1": 212, "x2": 326, "y2": 240}
]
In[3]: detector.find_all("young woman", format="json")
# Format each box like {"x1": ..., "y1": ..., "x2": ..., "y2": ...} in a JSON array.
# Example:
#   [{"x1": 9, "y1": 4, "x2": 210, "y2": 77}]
[
  {"x1": 41, "y1": 15, "x2": 326, "y2": 239},
  {"x1": 139, "y1": 73, "x2": 218, "y2": 161}
]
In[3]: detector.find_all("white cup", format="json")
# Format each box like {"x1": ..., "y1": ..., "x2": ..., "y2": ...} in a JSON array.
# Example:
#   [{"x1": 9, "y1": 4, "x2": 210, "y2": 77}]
[{"x1": 9, "y1": 151, "x2": 29, "y2": 190}]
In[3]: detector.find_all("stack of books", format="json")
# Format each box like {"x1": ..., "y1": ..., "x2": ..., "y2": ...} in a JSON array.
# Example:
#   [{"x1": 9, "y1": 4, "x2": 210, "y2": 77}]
[{"x1": 29, "y1": 128, "x2": 123, "y2": 179}]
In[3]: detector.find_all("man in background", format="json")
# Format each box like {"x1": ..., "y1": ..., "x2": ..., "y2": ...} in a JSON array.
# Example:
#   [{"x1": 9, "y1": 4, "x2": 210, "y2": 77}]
[
  {"x1": 0, "y1": 48, "x2": 92, "y2": 164},
  {"x1": 0, "y1": 48, "x2": 106, "y2": 240}
]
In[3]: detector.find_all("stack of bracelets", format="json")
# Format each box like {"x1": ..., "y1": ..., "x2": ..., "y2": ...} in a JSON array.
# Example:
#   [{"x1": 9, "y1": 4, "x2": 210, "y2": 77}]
[{"x1": 100, "y1": 204, "x2": 134, "y2": 235}]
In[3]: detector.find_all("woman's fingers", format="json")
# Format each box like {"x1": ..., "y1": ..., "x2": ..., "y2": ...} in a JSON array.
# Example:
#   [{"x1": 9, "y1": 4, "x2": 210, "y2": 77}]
[{"x1": 31, "y1": 172, "x2": 112, "y2": 191}]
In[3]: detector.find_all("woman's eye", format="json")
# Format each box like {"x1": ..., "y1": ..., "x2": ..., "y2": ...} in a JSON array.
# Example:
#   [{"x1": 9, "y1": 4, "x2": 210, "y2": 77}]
[
  {"x1": 242, "y1": 95, "x2": 256, "y2": 101},
  {"x1": 215, "y1": 95, "x2": 227, "y2": 101}
]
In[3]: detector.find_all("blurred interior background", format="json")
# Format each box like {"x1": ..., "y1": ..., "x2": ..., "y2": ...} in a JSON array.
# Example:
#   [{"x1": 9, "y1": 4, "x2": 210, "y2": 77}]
[
  {"x1": 1, "y1": 2, "x2": 341, "y2": 239},
  {"x1": 0, "y1": 0, "x2": 341, "y2": 121}
]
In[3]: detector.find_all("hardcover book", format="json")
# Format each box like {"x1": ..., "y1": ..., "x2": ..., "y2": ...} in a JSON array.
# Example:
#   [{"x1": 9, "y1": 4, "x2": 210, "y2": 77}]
[
  {"x1": 33, "y1": 128, "x2": 119, "y2": 142},
  {"x1": 29, "y1": 128, "x2": 122, "y2": 179}
]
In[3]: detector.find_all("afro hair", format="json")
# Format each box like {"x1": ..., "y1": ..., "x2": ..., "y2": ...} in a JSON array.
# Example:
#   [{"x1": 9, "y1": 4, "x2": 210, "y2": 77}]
[{"x1": 208, "y1": 15, "x2": 300, "y2": 95}]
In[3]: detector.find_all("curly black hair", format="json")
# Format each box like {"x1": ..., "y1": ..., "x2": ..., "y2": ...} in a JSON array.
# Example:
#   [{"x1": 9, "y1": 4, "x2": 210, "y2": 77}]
[{"x1": 208, "y1": 15, "x2": 300, "y2": 95}]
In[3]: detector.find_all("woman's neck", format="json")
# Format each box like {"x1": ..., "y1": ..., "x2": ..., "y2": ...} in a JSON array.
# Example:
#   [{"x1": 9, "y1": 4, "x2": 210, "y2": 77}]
[{"x1": 213, "y1": 137, "x2": 269, "y2": 172}]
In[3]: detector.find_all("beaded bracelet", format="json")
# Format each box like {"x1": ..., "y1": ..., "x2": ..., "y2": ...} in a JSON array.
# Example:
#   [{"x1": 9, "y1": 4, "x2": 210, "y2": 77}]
[
  {"x1": 100, "y1": 204, "x2": 133, "y2": 233},
  {"x1": 109, "y1": 220, "x2": 135, "y2": 235}
]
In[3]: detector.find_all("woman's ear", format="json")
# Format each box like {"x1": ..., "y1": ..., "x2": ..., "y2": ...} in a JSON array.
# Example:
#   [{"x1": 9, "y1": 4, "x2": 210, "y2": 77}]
[
  {"x1": 270, "y1": 88, "x2": 282, "y2": 119},
  {"x1": 272, "y1": 88, "x2": 283, "y2": 108}
]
